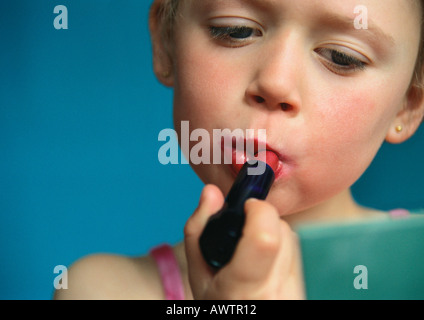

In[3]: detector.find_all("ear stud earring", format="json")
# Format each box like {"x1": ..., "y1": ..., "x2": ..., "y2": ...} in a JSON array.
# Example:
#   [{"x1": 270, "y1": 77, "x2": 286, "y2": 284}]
[
  {"x1": 162, "y1": 70, "x2": 171, "y2": 78},
  {"x1": 395, "y1": 125, "x2": 403, "y2": 133}
]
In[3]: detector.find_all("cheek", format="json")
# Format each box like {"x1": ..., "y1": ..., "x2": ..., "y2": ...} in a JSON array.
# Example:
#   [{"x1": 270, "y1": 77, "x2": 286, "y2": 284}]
[
  {"x1": 302, "y1": 92, "x2": 387, "y2": 182},
  {"x1": 316, "y1": 89, "x2": 395, "y2": 149},
  {"x1": 173, "y1": 48, "x2": 241, "y2": 129},
  {"x1": 171, "y1": 46, "x2": 247, "y2": 189}
]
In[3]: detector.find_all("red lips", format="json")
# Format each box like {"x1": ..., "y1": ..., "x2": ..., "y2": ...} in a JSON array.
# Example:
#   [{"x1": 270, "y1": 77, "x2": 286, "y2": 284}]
[
  {"x1": 221, "y1": 137, "x2": 281, "y2": 176},
  {"x1": 256, "y1": 150, "x2": 280, "y2": 172}
]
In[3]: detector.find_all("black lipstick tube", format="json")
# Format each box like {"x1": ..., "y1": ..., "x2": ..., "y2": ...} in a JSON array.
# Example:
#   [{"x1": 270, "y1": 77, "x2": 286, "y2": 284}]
[{"x1": 199, "y1": 160, "x2": 275, "y2": 270}]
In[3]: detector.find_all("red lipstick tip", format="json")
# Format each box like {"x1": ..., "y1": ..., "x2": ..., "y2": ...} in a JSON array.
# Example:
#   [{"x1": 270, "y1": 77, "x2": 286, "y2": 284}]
[{"x1": 256, "y1": 150, "x2": 279, "y2": 172}]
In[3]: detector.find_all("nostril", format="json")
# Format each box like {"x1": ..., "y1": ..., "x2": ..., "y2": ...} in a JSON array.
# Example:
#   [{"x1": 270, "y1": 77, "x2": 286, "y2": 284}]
[
  {"x1": 280, "y1": 103, "x2": 292, "y2": 111},
  {"x1": 252, "y1": 95, "x2": 293, "y2": 111}
]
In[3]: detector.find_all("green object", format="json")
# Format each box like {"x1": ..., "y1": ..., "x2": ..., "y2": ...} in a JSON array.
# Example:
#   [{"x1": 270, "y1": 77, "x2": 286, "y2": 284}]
[{"x1": 297, "y1": 214, "x2": 424, "y2": 300}]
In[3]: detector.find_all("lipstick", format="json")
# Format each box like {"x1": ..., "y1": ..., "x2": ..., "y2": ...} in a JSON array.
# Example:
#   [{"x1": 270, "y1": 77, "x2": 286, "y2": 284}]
[{"x1": 199, "y1": 151, "x2": 277, "y2": 270}]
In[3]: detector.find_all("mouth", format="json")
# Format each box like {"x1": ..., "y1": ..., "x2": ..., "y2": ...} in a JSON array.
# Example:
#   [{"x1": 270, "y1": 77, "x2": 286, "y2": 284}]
[{"x1": 220, "y1": 136, "x2": 285, "y2": 179}]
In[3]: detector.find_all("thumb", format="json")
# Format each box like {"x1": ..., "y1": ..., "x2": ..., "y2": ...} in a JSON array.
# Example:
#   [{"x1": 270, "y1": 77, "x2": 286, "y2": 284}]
[
  {"x1": 185, "y1": 184, "x2": 225, "y2": 237},
  {"x1": 184, "y1": 184, "x2": 225, "y2": 295}
]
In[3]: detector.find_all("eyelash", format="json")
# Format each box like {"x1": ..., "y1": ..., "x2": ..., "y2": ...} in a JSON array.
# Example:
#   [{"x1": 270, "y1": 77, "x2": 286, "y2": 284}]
[
  {"x1": 208, "y1": 26, "x2": 261, "y2": 47},
  {"x1": 315, "y1": 48, "x2": 367, "y2": 74},
  {"x1": 208, "y1": 26, "x2": 368, "y2": 74}
]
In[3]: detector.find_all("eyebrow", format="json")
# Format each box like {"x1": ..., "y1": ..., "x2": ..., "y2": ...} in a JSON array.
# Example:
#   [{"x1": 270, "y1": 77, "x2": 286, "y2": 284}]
[
  {"x1": 322, "y1": 13, "x2": 396, "y2": 48},
  {"x1": 194, "y1": 0, "x2": 275, "y2": 15}
]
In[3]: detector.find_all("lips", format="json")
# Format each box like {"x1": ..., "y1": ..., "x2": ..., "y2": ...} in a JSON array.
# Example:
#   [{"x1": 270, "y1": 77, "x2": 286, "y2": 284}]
[
  {"x1": 220, "y1": 137, "x2": 283, "y2": 178},
  {"x1": 256, "y1": 150, "x2": 280, "y2": 172}
]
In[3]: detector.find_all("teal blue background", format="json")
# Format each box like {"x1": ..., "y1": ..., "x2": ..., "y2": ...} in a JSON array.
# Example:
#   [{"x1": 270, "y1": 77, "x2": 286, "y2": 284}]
[{"x1": 0, "y1": 1, "x2": 423, "y2": 299}]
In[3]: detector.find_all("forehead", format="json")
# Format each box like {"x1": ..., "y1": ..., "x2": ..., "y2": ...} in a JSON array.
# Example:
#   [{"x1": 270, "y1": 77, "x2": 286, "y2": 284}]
[{"x1": 177, "y1": 0, "x2": 421, "y2": 25}]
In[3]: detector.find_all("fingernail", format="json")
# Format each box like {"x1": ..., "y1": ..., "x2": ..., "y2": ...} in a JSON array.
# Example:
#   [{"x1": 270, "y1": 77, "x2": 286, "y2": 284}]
[{"x1": 245, "y1": 198, "x2": 259, "y2": 205}]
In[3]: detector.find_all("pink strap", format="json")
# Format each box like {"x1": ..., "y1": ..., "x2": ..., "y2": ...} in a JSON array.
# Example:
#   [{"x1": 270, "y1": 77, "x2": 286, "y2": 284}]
[
  {"x1": 389, "y1": 209, "x2": 410, "y2": 219},
  {"x1": 150, "y1": 244, "x2": 185, "y2": 300}
]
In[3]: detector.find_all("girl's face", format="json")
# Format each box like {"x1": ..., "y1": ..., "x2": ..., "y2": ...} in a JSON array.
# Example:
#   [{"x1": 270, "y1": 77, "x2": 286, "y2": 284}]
[{"x1": 166, "y1": 0, "x2": 422, "y2": 217}]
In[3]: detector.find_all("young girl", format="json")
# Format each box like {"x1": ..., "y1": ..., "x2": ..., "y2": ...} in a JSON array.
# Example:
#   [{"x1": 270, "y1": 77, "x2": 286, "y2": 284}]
[{"x1": 55, "y1": 0, "x2": 424, "y2": 300}]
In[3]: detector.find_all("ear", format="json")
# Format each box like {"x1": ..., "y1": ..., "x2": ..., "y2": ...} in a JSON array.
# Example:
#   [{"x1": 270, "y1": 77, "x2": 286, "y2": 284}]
[
  {"x1": 385, "y1": 82, "x2": 424, "y2": 144},
  {"x1": 149, "y1": 0, "x2": 175, "y2": 87}
]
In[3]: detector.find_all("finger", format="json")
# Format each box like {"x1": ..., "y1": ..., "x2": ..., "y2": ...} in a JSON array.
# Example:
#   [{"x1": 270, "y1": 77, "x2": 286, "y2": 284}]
[
  {"x1": 184, "y1": 184, "x2": 225, "y2": 240},
  {"x1": 184, "y1": 184, "x2": 225, "y2": 295},
  {"x1": 220, "y1": 199, "x2": 284, "y2": 287}
]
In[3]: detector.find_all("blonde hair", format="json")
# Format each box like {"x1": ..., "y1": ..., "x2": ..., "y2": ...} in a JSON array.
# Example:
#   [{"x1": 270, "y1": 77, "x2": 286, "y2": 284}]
[
  {"x1": 156, "y1": 0, "x2": 180, "y2": 44},
  {"x1": 414, "y1": 1, "x2": 424, "y2": 88}
]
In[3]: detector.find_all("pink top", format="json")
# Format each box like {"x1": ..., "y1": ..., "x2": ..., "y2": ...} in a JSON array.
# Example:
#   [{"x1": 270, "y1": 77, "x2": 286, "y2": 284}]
[
  {"x1": 150, "y1": 244, "x2": 185, "y2": 300},
  {"x1": 389, "y1": 208, "x2": 410, "y2": 218}
]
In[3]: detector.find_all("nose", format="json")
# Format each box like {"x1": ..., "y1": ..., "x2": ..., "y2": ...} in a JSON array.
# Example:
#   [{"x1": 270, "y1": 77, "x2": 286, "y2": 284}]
[{"x1": 245, "y1": 31, "x2": 303, "y2": 114}]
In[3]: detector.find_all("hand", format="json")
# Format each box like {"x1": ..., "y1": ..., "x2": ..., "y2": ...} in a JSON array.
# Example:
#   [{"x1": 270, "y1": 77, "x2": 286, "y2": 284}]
[{"x1": 184, "y1": 184, "x2": 305, "y2": 300}]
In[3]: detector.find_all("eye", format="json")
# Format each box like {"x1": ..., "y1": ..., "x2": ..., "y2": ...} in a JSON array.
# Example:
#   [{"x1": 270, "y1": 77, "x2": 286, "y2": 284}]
[
  {"x1": 210, "y1": 26, "x2": 254, "y2": 39},
  {"x1": 315, "y1": 48, "x2": 367, "y2": 74},
  {"x1": 209, "y1": 26, "x2": 262, "y2": 47}
]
